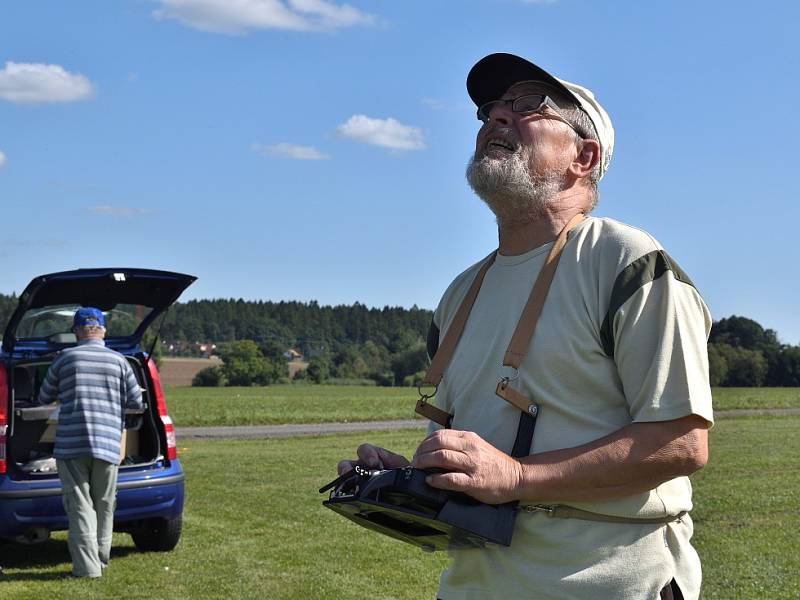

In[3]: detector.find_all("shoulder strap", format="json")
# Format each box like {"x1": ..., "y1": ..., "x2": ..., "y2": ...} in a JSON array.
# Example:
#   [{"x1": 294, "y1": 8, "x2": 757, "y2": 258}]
[
  {"x1": 416, "y1": 213, "x2": 585, "y2": 426},
  {"x1": 416, "y1": 251, "x2": 496, "y2": 427},
  {"x1": 503, "y1": 212, "x2": 584, "y2": 369}
]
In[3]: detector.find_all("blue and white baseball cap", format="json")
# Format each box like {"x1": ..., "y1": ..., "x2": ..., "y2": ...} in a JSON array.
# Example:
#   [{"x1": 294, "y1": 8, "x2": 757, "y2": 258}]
[{"x1": 73, "y1": 307, "x2": 105, "y2": 328}]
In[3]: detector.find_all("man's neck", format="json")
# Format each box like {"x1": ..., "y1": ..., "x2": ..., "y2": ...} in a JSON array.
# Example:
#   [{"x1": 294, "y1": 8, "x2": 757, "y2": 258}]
[{"x1": 497, "y1": 192, "x2": 590, "y2": 255}]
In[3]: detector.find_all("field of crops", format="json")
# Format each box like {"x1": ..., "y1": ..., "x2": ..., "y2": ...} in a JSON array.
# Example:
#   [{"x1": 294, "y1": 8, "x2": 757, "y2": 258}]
[
  {"x1": 0, "y1": 415, "x2": 797, "y2": 598},
  {"x1": 164, "y1": 385, "x2": 800, "y2": 427}
]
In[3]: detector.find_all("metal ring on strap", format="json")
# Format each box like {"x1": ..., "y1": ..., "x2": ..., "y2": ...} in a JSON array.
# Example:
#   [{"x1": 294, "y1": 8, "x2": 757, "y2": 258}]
[
  {"x1": 416, "y1": 383, "x2": 438, "y2": 402},
  {"x1": 498, "y1": 366, "x2": 520, "y2": 388}
]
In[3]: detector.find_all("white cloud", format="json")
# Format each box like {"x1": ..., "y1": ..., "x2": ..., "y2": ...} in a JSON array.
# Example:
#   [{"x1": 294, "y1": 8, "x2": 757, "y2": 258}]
[
  {"x1": 251, "y1": 142, "x2": 329, "y2": 160},
  {"x1": 336, "y1": 115, "x2": 426, "y2": 151},
  {"x1": 87, "y1": 206, "x2": 152, "y2": 218},
  {"x1": 421, "y1": 98, "x2": 473, "y2": 112},
  {"x1": 0, "y1": 62, "x2": 94, "y2": 104},
  {"x1": 421, "y1": 98, "x2": 448, "y2": 111},
  {"x1": 152, "y1": 0, "x2": 376, "y2": 34},
  {"x1": 0, "y1": 151, "x2": 6, "y2": 168},
  {"x1": 288, "y1": 0, "x2": 373, "y2": 28}
]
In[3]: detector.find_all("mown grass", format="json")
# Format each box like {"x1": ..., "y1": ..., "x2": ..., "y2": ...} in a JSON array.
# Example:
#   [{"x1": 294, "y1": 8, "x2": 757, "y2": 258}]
[
  {"x1": 710, "y1": 387, "x2": 800, "y2": 411},
  {"x1": 165, "y1": 384, "x2": 421, "y2": 427},
  {"x1": 1, "y1": 416, "x2": 797, "y2": 598},
  {"x1": 165, "y1": 385, "x2": 800, "y2": 427}
]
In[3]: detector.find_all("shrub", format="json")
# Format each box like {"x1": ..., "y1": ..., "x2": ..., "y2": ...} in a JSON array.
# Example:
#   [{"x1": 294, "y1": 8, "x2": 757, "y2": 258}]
[
  {"x1": 217, "y1": 340, "x2": 285, "y2": 386},
  {"x1": 305, "y1": 356, "x2": 331, "y2": 384},
  {"x1": 391, "y1": 345, "x2": 429, "y2": 386},
  {"x1": 326, "y1": 378, "x2": 377, "y2": 386},
  {"x1": 192, "y1": 366, "x2": 227, "y2": 387},
  {"x1": 401, "y1": 370, "x2": 426, "y2": 387},
  {"x1": 710, "y1": 343, "x2": 768, "y2": 387},
  {"x1": 707, "y1": 344, "x2": 729, "y2": 387}
]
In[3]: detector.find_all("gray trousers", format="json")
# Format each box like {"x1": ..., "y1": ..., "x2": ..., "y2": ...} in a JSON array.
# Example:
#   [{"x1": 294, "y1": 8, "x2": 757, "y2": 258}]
[{"x1": 56, "y1": 457, "x2": 118, "y2": 577}]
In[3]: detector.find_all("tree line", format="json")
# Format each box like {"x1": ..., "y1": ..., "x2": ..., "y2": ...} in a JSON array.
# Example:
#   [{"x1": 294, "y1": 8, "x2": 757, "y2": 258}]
[
  {"x1": 707, "y1": 316, "x2": 800, "y2": 387},
  {"x1": 166, "y1": 299, "x2": 434, "y2": 388},
  {"x1": 0, "y1": 294, "x2": 796, "y2": 387}
]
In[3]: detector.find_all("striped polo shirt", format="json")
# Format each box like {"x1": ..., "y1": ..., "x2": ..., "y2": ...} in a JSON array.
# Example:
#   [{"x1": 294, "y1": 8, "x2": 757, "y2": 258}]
[{"x1": 38, "y1": 339, "x2": 143, "y2": 464}]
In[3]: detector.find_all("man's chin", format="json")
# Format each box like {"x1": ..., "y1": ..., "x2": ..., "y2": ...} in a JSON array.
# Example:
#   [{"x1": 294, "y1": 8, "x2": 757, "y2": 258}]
[
  {"x1": 480, "y1": 196, "x2": 545, "y2": 226},
  {"x1": 465, "y1": 149, "x2": 566, "y2": 225}
]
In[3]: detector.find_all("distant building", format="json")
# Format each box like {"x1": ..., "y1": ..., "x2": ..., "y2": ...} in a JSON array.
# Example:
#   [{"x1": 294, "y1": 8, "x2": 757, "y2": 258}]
[
  {"x1": 164, "y1": 340, "x2": 217, "y2": 357},
  {"x1": 283, "y1": 348, "x2": 303, "y2": 360}
]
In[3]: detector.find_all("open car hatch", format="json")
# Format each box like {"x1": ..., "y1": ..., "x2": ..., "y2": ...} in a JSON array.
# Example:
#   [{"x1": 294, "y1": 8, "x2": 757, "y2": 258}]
[{"x1": 2, "y1": 268, "x2": 196, "y2": 355}]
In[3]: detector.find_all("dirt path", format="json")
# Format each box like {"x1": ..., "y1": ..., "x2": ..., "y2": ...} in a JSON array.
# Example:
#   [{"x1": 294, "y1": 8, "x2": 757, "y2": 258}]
[{"x1": 175, "y1": 408, "x2": 800, "y2": 440}]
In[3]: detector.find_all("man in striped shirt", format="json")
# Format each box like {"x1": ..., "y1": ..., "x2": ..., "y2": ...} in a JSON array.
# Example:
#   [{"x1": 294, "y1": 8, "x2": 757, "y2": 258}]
[{"x1": 38, "y1": 307, "x2": 143, "y2": 578}]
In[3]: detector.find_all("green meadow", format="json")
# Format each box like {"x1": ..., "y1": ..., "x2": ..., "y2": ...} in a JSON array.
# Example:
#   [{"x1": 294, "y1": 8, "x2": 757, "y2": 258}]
[
  {"x1": 164, "y1": 385, "x2": 800, "y2": 427},
  {"x1": 1, "y1": 415, "x2": 797, "y2": 599}
]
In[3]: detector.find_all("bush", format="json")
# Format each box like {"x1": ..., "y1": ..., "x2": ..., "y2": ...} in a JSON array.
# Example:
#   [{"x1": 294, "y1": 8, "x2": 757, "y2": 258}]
[
  {"x1": 325, "y1": 378, "x2": 377, "y2": 386},
  {"x1": 709, "y1": 343, "x2": 768, "y2": 387},
  {"x1": 216, "y1": 340, "x2": 285, "y2": 386},
  {"x1": 390, "y1": 345, "x2": 429, "y2": 386},
  {"x1": 369, "y1": 371, "x2": 396, "y2": 387},
  {"x1": 775, "y1": 347, "x2": 800, "y2": 386},
  {"x1": 707, "y1": 344, "x2": 729, "y2": 387},
  {"x1": 305, "y1": 356, "x2": 331, "y2": 384},
  {"x1": 401, "y1": 370, "x2": 426, "y2": 387},
  {"x1": 192, "y1": 366, "x2": 227, "y2": 387}
]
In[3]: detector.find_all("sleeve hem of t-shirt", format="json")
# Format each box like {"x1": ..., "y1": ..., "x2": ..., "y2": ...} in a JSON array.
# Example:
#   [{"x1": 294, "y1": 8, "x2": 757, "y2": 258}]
[{"x1": 632, "y1": 405, "x2": 714, "y2": 427}]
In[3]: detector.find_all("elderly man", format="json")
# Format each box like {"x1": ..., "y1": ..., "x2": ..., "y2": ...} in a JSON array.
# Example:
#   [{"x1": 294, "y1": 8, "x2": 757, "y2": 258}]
[
  {"x1": 38, "y1": 307, "x2": 143, "y2": 578},
  {"x1": 339, "y1": 53, "x2": 713, "y2": 599}
]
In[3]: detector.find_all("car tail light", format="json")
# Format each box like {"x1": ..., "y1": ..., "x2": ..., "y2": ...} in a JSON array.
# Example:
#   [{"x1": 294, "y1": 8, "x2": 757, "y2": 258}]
[
  {"x1": 0, "y1": 364, "x2": 8, "y2": 473},
  {"x1": 146, "y1": 359, "x2": 178, "y2": 460}
]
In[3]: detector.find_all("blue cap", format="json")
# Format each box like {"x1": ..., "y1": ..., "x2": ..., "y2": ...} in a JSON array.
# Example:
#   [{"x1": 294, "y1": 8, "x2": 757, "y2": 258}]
[{"x1": 73, "y1": 307, "x2": 105, "y2": 328}]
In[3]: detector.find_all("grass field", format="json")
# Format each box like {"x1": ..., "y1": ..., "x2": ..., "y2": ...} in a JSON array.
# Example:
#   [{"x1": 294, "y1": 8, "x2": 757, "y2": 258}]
[
  {"x1": 165, "y1": 384, "x2": 420, "y2": 426},
  {"x1": 1, "y1": 415, "x2": 797, "y2": 599},
  {"x1": 164, "y1": 385, "x2": 800, "y2": 427},
  {"x1": 707, "y1": 387, "x2": 800, "y2": 410}
]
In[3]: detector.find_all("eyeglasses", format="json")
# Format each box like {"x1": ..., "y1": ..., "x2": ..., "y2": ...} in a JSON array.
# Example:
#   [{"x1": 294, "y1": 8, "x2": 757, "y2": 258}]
[{"x1": 477, "y1": 94, "x2": 578, "y2": 134}]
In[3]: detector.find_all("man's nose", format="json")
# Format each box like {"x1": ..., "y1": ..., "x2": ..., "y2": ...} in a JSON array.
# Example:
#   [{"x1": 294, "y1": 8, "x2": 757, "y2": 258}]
[{"x1": 487, "y1": 99, "x2": 514, "y2": 125}]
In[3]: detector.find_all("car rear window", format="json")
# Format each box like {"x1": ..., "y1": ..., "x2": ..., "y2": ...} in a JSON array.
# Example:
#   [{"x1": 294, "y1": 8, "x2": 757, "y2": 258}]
[{"x1": 16, "y1": 304, "x2": 154, "y2": 341}]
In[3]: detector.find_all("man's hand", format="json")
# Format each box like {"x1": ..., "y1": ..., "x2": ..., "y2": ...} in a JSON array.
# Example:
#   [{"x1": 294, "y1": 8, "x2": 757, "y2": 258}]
[
  {"x1": 337, "y1": 444, "x2": 411, "y2": 475},
  {"x1": 412, "y1": 430, "x2": 523, "y2": 505}
]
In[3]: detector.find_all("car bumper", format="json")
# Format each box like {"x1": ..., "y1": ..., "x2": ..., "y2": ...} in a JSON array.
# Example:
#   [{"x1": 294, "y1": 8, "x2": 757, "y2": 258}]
[{"x1": 0, "y1": 459, "x2": 185, "y2": 538}]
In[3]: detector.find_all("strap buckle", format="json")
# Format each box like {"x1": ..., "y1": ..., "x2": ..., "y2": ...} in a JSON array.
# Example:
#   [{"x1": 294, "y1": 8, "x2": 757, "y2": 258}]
[
  {"x1": 497, "y1": 366, "x2": 520, "y2": 388},
  {"x1": 416, "y1": 382, "x2": 438, "y2": 403}
]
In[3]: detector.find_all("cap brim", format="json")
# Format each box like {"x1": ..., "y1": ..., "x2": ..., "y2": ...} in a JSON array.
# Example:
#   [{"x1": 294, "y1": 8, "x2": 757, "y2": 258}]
[{"x1": 467, "y1": 53, "x2": 575, "y2": 109}]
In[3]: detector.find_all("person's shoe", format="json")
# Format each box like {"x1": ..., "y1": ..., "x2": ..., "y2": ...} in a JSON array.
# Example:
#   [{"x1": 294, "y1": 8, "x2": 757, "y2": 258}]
[{"x1": 61, "y1": 572, "x2": 101, "y2": 579}]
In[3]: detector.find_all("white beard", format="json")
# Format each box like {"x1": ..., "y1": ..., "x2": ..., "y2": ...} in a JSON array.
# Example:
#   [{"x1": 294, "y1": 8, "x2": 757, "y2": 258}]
[{"x1": 466, "y1": 145, "x2": 565, "y2": 226}]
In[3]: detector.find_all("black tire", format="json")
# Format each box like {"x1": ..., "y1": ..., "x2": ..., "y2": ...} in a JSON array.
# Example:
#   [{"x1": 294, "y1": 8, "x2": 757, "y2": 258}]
[{"x1": 130, "y1": 516, "x2": 182, "y2": 552}]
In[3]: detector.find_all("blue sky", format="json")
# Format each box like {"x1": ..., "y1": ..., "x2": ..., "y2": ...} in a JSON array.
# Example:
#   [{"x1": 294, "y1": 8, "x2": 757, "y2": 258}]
[{"x1": 1, "y1": 1, "x2": 798, "y2": 343}]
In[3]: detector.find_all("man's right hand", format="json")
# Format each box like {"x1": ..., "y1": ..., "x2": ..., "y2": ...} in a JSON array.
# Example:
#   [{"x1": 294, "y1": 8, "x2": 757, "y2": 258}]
[{"x1": 337, "y1": 444, "x2": 411, "y2": 475}]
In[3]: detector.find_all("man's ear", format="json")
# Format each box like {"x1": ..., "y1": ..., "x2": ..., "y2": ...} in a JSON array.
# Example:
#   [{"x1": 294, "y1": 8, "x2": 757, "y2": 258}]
[{"x1": 570, "y1": 139, "x2": 600, "y2": 179}]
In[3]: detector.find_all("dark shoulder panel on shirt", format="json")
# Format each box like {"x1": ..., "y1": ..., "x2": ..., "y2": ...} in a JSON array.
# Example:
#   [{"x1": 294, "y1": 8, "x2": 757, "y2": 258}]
[{"x1": 599, "y1": 249, "x2": 697, "y2": 357}]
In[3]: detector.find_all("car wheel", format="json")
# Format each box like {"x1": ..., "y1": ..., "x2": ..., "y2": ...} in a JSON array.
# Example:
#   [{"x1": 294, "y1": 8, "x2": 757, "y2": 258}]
[{"x1": 130, "y1": 516, "x2": 182, "y2": 552}]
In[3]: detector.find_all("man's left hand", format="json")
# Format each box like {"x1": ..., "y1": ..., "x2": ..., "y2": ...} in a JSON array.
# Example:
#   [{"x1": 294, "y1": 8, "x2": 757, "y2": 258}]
[{"x1": 412, "y1": 429, "x2": 522, "y2": 505}]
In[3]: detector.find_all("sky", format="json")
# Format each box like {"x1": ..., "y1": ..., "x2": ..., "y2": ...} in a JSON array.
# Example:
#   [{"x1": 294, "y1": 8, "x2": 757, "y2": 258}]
[{"x1": 1, "y1": 1, "x2": 798, "y2": 344}]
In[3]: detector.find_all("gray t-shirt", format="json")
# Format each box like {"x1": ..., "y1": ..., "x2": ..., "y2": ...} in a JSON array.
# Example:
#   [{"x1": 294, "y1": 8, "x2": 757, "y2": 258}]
[{"x1": 428, "y1": 217, "x2": 713, "y2": 599}]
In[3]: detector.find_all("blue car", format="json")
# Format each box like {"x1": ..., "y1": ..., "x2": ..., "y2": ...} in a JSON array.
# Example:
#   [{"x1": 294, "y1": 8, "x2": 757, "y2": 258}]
[{"x1": 0, "y1": 268, "x2": 195, "y2": 551}]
